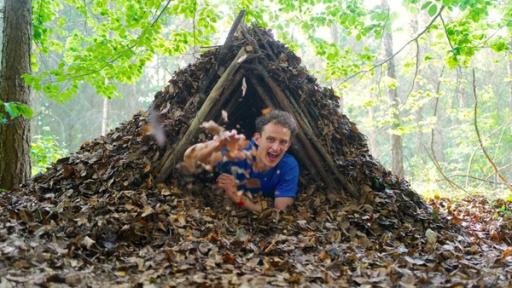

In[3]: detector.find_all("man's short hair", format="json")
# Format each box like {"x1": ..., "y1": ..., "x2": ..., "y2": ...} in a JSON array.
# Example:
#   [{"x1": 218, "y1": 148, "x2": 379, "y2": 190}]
[{"x1": 255, "y1": 110, "x2": 298, "y2": 136}]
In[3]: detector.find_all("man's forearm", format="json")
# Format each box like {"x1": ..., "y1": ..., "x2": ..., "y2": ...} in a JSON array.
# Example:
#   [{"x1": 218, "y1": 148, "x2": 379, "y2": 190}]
[{"x1": 184, "y1": 140, "x2": 223, "y2": 167}]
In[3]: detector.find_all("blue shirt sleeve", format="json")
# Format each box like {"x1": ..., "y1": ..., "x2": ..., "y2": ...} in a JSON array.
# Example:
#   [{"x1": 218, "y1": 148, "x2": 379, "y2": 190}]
[{"x1": 274, "y1": 156, "x2": 299, "y2": 198}]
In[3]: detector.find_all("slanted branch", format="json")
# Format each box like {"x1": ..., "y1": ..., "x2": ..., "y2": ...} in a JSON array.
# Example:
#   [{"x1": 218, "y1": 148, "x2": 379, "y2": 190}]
[{"x1": 156, "y1": 47, "x2": 249, "y2": 181}]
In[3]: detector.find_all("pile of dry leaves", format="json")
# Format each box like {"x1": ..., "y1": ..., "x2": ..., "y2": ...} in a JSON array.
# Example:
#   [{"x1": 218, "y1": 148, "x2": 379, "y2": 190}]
[
  {"x1": 1, "y1": 183, "x2": 511, "y2": 286},
  {"x1": 0, "y1": 26, "x2": 511, "y2": 286}
]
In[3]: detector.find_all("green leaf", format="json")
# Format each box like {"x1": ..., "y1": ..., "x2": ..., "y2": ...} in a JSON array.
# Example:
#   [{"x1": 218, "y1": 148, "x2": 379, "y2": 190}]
[
  {"x1": 428, "y1": 3, "x2": 438, "y2": 16},
  {"x1": 3, "y1": 102, "x2": 33, "y2": 119},
  {"x1": 490, "y1": 38, "x2": 509, "y2": 52},
  {"x1": 421, "y1": 1, "x2": 432, "y2": 10}
]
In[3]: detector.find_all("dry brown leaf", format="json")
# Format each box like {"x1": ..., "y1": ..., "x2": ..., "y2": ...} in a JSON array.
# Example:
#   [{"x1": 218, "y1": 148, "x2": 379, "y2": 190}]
[
  {"x1": 141, "y1": 206, "x2": 154, "y2": 217},
  {"x1": 223, "y1": 252, "x2": 236, "y2": 265},
  {"x1": 200, "y1": 120, "x2": 224, "y2": 135},
  {"x1": 81, "y1": 236, "x2": 95, "y2": 249},
  {"x1": 261, "y1": 107, "x2": 272, "y2": 116}
]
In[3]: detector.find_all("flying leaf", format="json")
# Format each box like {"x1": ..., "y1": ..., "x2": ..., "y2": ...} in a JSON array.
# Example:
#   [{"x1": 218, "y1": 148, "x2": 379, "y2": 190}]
[
  {"x1": 241, "y1": 77, "x2": 247, "y2": 96},
  {"x1": 200, "y1": 120, "x2": 224, "y2": 135},
  {"x1": 261, "y1": 107, "x2": 272, "y2": 116},
  {"x1": 221, "y1": 110, "x2": 228, "y2": 122},
  {"x1": 149, "y1": 109, "x2": 166, "y2": 146}
]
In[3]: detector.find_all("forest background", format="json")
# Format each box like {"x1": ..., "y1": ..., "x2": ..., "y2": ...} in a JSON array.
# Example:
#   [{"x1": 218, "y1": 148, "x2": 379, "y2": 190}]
[{"x1": 1, "y1": 0, "x2": 511, "y2": 200}]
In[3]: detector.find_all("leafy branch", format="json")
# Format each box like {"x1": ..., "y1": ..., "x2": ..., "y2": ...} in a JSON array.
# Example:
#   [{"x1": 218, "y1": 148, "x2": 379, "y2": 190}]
[{"x1": 63, "y1": 0, "x2": 173, "y2": 81}]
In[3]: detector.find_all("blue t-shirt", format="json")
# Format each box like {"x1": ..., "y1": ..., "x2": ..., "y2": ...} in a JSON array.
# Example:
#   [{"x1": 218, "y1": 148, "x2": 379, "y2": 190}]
[{"x1": 217, "y1": 140, "x2": 299, "y2": 198}]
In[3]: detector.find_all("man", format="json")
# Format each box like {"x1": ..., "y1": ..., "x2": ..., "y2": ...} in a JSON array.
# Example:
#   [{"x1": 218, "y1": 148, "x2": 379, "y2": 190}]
[{"x1": 183, "y1": 110, "x2": 299, "y2": 213}]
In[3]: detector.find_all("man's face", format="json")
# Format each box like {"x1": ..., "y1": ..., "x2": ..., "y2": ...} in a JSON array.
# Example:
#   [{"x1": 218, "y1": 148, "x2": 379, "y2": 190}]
[{"x1": 254, "y1": 121, "x2": 292, "y2": 170}]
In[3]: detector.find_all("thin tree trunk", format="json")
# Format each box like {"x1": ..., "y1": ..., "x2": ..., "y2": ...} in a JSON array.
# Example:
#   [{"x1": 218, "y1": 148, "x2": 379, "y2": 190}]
[
  {"x1": 382, "y1": 0, "x2": 404, "y2": 178},
  {"x1": 0, "y1": 0, "x2": 32, "y2": 190},
  {"x1": 411, "y1": 12, "x2": 424, "y2": 156},
  {"x1": 508, "y1": 42, "x2": 512, "y2": 111},
  {"x1": 368, "y1": 105, "x2": 378, "y2": 158},
  {"x1": 101, "y1": 98, "x2": 109, "y2": 136},
  {"x1": 330, "y1": 24, "x2": 344, "y2": 113}
]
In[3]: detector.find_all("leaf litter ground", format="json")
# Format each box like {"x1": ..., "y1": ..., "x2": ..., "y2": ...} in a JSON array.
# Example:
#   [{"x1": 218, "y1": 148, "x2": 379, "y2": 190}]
[{"x1": 1, "y1": 182, "x2": 511, "y2": 287}]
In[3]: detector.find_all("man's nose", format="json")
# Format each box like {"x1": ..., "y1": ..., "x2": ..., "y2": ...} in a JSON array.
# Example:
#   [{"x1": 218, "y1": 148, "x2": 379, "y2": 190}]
[{"x1": 271, "y1": 142, "x2": 281, "y2": 150}]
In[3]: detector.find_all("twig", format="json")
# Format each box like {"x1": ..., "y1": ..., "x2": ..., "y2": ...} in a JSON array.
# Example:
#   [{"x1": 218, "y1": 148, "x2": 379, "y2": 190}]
[
  {"x1": 449, "y1": 174, "x2": 508, "y2": 186},
  {"x1": 471, "y1": 69, "x2": 512, "y2": 191},
  {"x1": 465, "y1": 147, "x2": 479, "y2": 188},
  {"x1": 340, "y1": 5, "x2": 444, "y2": 84},
  {"x1": 428, "y1": 67, "x2": 468, "y2": 193},
  {"x1": 404, "y1": 39, "x2": 420, "y2": 105},
  {"x1": 424, "y1": 145, "x2": 467, "y2": 192},
  {"x1": 440, "y1": 13, "x2": 464, "y2": 72},
  {"x1": 439, "y1": 14, "x2": 455, "y2": 51}
]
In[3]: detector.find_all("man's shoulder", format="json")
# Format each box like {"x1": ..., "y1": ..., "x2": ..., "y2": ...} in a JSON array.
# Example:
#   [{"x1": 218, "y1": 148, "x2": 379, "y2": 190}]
[{"x1": 279, "y1": 153, "x2": 299, "y2": 170}]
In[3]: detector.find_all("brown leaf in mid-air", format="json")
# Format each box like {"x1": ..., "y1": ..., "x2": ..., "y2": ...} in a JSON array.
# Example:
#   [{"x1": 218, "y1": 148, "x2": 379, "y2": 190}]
[
  {"x1": 241, "y1": 77, "x2": 247, "y2": 96},
  {"x1": 261, "y1": 107, "x2": 272, "y2": 116},
  {"x1": 221, "y1": 110, "x2": 228, "y2": 122},
  {"x1": 201, "y1": 120, "x2": 224, "y2": 135}
]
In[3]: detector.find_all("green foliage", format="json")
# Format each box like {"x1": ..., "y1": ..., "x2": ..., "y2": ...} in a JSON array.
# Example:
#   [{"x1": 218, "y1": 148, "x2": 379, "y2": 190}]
[
  {"x1": 30, "y1": 0, "x2": 220, "y2": 102},
  {"x1": 497, "y1": 205, "x2": 512, "y2": 217},
  {"x1": 0, "y1": 101, "x2": 33, "y2": 124},
  {"x1": 31, "y1": 134, "x2": 68, "y2": 175}
]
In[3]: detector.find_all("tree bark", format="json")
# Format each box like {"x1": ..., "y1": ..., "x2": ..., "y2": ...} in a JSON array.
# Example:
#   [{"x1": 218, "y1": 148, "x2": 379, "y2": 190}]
[
  {"x1": 330, "y1": 24, "x2": 344, "y2": 113},
  {"x1": 0, "y1": 0, "x2": 32, "y2": 190},
  {"x1": 101, "y1": 98, "x2": 109, "y2": 136},
  {"x1": 381, "y1": 0, "x2": 404, "y2": 178},
  {"x1": 412, "y1": 12, "x2": 424, "y2": 156}
]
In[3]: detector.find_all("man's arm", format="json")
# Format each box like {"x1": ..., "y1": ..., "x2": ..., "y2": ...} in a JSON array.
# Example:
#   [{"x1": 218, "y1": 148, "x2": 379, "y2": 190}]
[
  {"x1": 183, "y1": 130, "x2": 246, "y2": 172},
  {"x1": 183, "y1": 139, "x2": 223, "y2": 169}
]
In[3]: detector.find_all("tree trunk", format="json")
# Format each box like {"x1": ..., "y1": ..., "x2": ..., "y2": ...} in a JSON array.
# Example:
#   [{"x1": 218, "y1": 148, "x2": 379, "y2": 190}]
[
  {"x1": 330, "y1": 24, "x2": 344, "y2": 113},
  {"x1": 382, "y1": 0, "x2": 404, "y2": 178},
  {"x1": 412, "y1": 12, "x2": 424, "y2": 156},
  {"x1": 101, "y1": 98, "x2": 109, "y2": 136},
  {"x1": 368, "y1": 105, "x2": 379, "y2": 158},
  {"x1": 0, "y1": 0, "x2": 32, "y2": 190},
  {"x1": 508, "y1": 42, "x2": 512, "y2": 111}
]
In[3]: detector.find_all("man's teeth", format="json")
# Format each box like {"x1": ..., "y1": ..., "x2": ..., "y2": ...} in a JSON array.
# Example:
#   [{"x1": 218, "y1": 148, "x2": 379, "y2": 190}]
[{"x1": 268, "y1": 152, "x2": 279, "y2": 159}]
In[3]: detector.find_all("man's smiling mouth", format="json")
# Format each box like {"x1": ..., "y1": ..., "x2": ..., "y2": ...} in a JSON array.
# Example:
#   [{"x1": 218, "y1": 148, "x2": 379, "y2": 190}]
[{"x1": 267, "y1": 151, "x2": 280, "y2": 162}]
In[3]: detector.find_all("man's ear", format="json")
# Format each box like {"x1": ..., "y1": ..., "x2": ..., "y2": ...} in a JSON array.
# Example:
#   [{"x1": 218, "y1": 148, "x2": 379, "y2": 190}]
[
  {"x1": 253, "y1": 132, "x2": 261, "y2": 144},
  {"x1": 285, "y1": 138, "x2": 292, "y2": 150}
]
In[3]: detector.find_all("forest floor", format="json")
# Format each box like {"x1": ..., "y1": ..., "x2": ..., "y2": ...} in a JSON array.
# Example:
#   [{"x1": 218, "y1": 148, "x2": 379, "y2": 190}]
[{"x1": 1, "y1": 184, "x2": 511, "y2": 287}]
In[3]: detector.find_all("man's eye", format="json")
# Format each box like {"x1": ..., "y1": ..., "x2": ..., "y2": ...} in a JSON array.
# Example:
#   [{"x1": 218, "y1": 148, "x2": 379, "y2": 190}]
[
  {"x1": 267, "y1": 137, "x2": 275, "y2": 143},
  {"x1": 280, "y1": 140, "x2": 288, "y2": 146}
]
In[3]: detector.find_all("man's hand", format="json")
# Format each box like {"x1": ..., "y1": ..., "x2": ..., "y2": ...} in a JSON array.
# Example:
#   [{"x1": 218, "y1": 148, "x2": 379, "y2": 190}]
[
  {"x1": 216, "y1": 173, "x2": 264, "y2": 214},
  {"x1": 217, "y1": 173, "x2": 239, "y2": 202}
]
